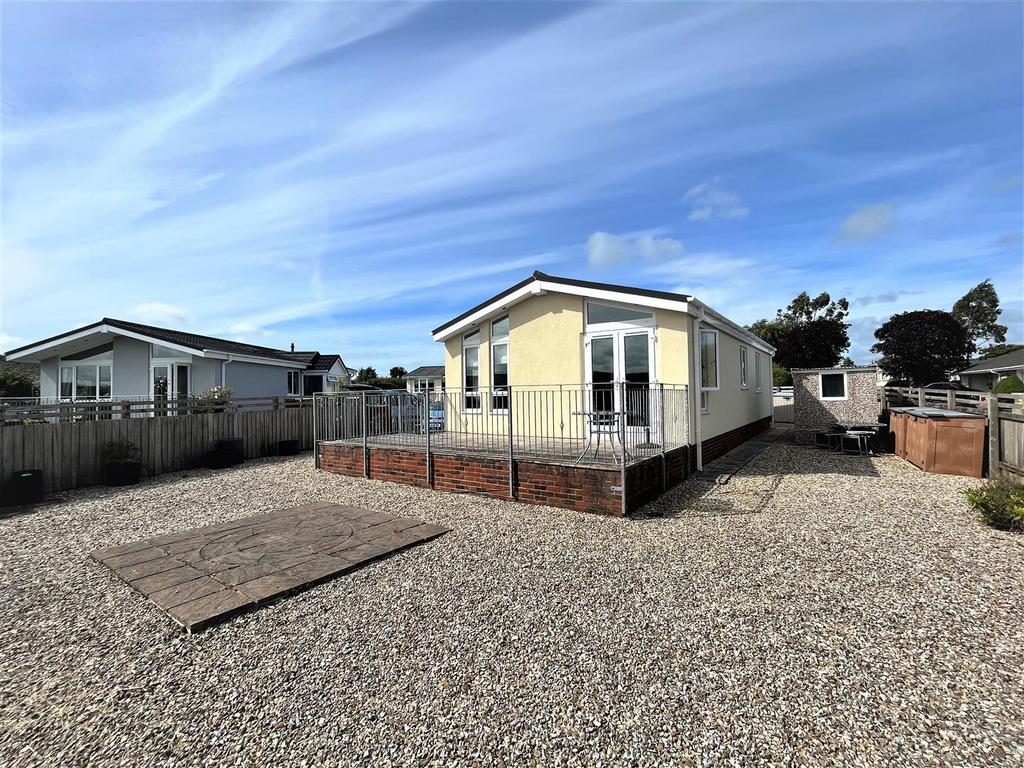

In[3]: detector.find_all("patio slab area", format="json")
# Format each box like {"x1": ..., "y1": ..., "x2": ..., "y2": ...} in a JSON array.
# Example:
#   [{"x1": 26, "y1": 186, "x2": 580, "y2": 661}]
[{"x1": 90, "y1": 503, "x2": 448, "y2": 632}]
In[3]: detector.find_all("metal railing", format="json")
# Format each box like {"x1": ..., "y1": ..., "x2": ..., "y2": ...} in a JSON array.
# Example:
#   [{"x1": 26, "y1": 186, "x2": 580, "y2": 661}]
[{"x1": 313, "y1": 383, "x2": 689, "y2": 469}]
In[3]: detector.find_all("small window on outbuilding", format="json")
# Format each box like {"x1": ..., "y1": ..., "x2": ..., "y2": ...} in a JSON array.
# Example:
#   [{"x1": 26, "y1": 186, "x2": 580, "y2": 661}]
[{"x1": 820, "y1": 372, "x2": 847, "y2": 400}]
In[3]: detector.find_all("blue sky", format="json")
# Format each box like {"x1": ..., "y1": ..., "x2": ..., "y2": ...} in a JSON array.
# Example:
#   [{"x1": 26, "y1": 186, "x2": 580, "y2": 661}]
[{"x1": 2, "y1": 1, "x2": 1022, "y2": 370}]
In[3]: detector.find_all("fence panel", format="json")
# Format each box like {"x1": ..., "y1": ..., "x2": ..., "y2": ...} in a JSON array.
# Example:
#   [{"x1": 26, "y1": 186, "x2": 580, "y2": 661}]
[{"x1": 0, "y1": 404, "x2": 314, "y2": 495}]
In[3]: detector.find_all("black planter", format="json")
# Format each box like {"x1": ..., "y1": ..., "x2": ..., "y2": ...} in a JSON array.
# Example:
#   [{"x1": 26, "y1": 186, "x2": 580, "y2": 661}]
[
  {"x1": 278, "y1": 439, "x2": 300, "y2": 456},
  {"x1": 216, "y1": 438, "x2": 245, "y2": 466},
  {"x1": 205, "y1": 448, "x2": 234, "y2": 469},
  {"x1": 105, "y1": 461, "x2": 142, "y2": 487},
  {"x1": 7, "y1": 470, "x2": 43, "y2": 506}
]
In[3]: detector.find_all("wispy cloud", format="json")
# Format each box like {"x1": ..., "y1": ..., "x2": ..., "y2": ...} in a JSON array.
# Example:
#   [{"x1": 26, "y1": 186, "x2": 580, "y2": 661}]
[
  {"x1": 683, "y1": 180, "x2": 749, "y2": 222},
  {"x1": 129, "y1": 302, "x2": 190, "y2": 326},
  {"x1": 586, "y1": 231, "x2": 682, "y2": 268},
  {"x1": 833, "y1": 203, "x2": 896, "y2": 243}
]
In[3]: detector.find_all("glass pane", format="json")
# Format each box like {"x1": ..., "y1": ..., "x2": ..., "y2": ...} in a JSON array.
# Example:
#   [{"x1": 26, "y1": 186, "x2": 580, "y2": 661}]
[
  {"x1": 76, "y1": 365, "x2": 97, "y2": 399},
  {"x1": 60, "y1": 367, "x2": 74, "y2": 399},
  {"x1": 99, "y1": 366, "x2": 112, "y2": 398},
  {"x1": 491, "y1": 315, "x2": 509, "y2": 338},
  {"x1": 821, "y1": 374, "x2": 846, "y2": 398},
  {"x1": 176, "y1": 365, "x2": 189, "y2": 399},
  {"x1": 624, "y1": 334, "x2": 649, "y2": 384},
  {"x1": 740, "y1": 348, "x2": 747, "y2": 386},
  {"x1": 491, "y1": 343, "x2": 508, "y2": 387},
  {"x1": 153, "y1": 366, "x2": 169, "y2": 401},
  {"x1": 755, "y1": 353, "x2": 762, "y2": 388},
  {"x1": 464, "y1": 346, "x2": 479, "y2": 391},
  {"x1": 152, "y1": 344, "x2": 181, "y2": 358},
  {"x1": 463, "y1": 329, "x2": 480, "y2": 344},
  {"x1": 587, "y1": 303, "x2": 652, "y2": 325},
  {"x1": 700, "y1": 331, "x2": 718, "y2": 388},
  {"x1": 591, "y1": 337, "x2": 614, "y2": 412}
]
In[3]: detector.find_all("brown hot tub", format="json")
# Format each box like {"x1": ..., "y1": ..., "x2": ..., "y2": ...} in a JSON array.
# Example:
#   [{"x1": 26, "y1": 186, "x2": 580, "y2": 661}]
[{"x1": 888, "y1": 407, "x2": 986, "y2": 478}]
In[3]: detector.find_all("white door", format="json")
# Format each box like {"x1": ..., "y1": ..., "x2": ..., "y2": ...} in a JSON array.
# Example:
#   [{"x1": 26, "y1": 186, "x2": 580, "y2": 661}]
[{"x1": 584, "y1": 330, "x2": 657, "y2": 444}]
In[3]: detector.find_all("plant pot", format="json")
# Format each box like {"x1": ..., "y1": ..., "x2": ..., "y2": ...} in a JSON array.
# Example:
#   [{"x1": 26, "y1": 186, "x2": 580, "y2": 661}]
[
  {"x1": 278, "y1": 439, "x2": 300, "y2": 456},
  {"x1": 6, "y1": 469, "x2": 43, "y2": 506},
  {"x1": 105, "y1": 461, "x2": 142, "y2": 487},
  {"x1": 216, "y1": 438, "x2": 245, "y2": 466},
  {"x1": 205, "y1": 448, "x2": 234, "y2": 469}
]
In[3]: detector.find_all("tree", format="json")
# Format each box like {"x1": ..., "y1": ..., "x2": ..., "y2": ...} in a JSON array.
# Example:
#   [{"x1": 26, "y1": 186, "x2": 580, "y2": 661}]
[
  {"x1": 978, "y1": 343, "x2": 1023, "y2": 360},
  {"x1": 993, "y1": 374, "x2": 1024, "y2": 394},
  {"x1": 748, "y1": 291, "x2": 851, "y2": 372},
  {"x1": 952, "y1": 279, "x2": 1008, "y2": 353},
  {"x1": 355, "y1": 366, "x2": 378, "y2": 384},
  {"x1": 389, "y1": 366, "x2": 407, "y2": 379},
  {"x1": 772, "y1": 362, "x2": 792, "y2": 387},
  {"x1": 871, "y1": 310, "x2": 972, "y2": 385},
  {"x1": 0, "y1": 361, "x2": 38, "y2": 397}
]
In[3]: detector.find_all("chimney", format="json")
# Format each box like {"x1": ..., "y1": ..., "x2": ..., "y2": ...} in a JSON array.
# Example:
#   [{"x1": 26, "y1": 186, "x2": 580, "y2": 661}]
[{"x1": 290, "y1": 342, "x2": 295, "y2": 352}]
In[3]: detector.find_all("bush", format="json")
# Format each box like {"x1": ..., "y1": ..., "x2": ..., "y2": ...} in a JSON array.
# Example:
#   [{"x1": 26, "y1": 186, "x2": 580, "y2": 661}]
[
  {"x1": 198, "y1": 385, "x2": 233, "y2": 401},
  {"x1": 993, "y1": 374, "x2": 1023, "y2": 394},
  {"x1": 962, "y1": 477, "x2": 1024, "y2": 532}
]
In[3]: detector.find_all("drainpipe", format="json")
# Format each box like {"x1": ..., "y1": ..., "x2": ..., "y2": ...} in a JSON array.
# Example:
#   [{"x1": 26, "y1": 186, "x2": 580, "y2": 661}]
[
  {"x1": 691, "y1": 310, "x2": 704, "y2": 471},
  {"x1": 221, "y1": 355, "x2": 233, "y2": 389}
]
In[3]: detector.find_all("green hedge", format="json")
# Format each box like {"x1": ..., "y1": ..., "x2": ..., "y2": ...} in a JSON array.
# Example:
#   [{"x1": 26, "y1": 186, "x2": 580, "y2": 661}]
[{"x1": 963, "y1": 478, "x2": 1024, "y2": 532}]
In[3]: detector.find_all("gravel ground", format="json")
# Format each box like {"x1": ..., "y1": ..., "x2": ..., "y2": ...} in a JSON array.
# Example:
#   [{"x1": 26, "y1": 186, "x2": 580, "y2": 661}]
[{"x1": 1, "y1": 441, "x2": 1022, "y2": 767}]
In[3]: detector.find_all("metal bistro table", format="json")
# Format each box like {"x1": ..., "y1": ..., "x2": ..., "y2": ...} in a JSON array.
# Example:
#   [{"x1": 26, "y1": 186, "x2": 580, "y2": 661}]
[
  {"x1": 840, "y1": 430, "x2": 874, "y2": 456},
  {"x1": 572, "y1": 409, "x2": 632, "y2": 465}
]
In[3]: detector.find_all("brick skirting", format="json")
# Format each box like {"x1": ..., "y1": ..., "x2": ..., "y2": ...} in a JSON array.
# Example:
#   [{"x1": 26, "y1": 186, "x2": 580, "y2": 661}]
[
  {"x1": 701, "y1": 416, "x2": 772, "y2": 464},
  {"x1": 319, "y1": 415, "x2": 767, "y2": 517}
]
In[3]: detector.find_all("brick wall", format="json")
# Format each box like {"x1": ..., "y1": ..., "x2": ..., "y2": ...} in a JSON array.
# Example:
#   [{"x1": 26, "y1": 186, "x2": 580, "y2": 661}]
[
  {"x1": 701, "y1": 417, "x2": 771, "y2": 463},
  {"x1": 625, "y1": 445, "x2": 692, "y2": 510}
]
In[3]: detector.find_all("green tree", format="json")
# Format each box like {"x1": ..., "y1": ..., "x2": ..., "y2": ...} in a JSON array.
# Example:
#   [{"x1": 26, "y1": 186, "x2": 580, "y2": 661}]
[
  {"x1": 871, "y1": 310, "x2": 972, "y2": 385},
  {"x1": 952, "y1": 279, "x2": 1008, "y2": 354},
  {"x1": 993, "y1": 374, "x2": 1024, "y2": 394},
  {"x1": 389, "y1": 366, "x2": 407, "y2": 379},
  {"x1": 0, "y1": 362, "x2": 38, "y2": 397},
  {"x1": 772, "y1": 362, "x2": 792, "y2": 387},
  {"x1": 355, "y1": 366, "x2": 378, "y2": 384},
  {"x1": 979, "y1": 343, "x2": 1023, "y2": 360},
  {"x1": 748, "y1": 291, "x2": 851, "y2": 372}
]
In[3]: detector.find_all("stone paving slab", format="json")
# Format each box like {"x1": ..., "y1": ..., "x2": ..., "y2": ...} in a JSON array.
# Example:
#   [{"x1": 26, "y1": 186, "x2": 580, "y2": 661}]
[{"x1": 91, "y1": 503, "x2": 449, "y2": 632}]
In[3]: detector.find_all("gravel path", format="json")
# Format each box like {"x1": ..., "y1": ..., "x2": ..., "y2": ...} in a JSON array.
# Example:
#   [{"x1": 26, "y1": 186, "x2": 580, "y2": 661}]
[{"x1": 1, "y1": 442, "x2": 1022, "y2": 766}]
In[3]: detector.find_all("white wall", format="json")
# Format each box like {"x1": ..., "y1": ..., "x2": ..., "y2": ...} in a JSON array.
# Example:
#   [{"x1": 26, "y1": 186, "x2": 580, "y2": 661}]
[
  {"x1": 112, "y1": 337, "x2": 150, "y2": 397},
  {"x1": 191, "y1": 357, "x2": 222, "y2": 394},
  {"x1": 39, "y1": 358, "x2": 58, "y2": 399},
  {"x1": 224, "y1": 361, "x2": 293, "y2": 398},
  {"x1": 695, "y1": 319, "x2": 774, "y2": 440}
]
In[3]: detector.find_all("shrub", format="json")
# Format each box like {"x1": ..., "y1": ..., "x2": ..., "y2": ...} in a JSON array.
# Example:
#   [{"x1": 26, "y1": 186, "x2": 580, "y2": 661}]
[
  {"x1": 198, "y1": 385, "x2": 233, "y2": 401},
  {"x1": 962, "y1": 477, "x2": 1024, "y2": 532},
  {"x1": 993, "y1": 374, "x2": 1023, "y2": 394}
]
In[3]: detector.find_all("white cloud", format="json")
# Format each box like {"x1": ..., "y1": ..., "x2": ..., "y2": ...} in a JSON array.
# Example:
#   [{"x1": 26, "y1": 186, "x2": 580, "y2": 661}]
[
  {"x1": 586, "y1": 231, "x2": 683, "y2": 268},
  {"x1": 129, "y1": 302, "x2": 189, "y2": 326},
  {"x1": 833, "y1": 203, "x2": 896, "y2": 243},
  {"x1": 0, "y1": 332, "x2": 25, "y2": 351},
  {"x1": 683, "y1": 180, "x2": 749, "y2": 222}
]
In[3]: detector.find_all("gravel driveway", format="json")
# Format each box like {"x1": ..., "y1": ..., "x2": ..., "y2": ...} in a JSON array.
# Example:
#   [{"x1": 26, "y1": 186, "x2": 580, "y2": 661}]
[{"x1": 2, "y1": 441, "x2": 1022, "y2": 766}]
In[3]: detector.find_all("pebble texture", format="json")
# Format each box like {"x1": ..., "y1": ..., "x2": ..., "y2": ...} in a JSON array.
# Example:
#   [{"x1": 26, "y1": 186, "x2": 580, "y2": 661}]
[{"x1": 2, "y1": 444, "x2": 1022, "y2": 766}]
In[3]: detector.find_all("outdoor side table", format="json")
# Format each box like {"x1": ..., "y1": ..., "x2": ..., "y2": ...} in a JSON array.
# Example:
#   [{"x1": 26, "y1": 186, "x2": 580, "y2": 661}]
[
  {"x1": 841, "y1": 431, "x2": 873, "y2": 455},
  {"x1": 572, "y1": 410, "x2": 630, "y2": 465}
]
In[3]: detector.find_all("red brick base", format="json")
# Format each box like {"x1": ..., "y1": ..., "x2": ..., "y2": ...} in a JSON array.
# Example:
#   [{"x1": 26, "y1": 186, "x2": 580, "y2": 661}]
[{"x1": 319, "y1": 416, "x2": 765, "y2": 517}]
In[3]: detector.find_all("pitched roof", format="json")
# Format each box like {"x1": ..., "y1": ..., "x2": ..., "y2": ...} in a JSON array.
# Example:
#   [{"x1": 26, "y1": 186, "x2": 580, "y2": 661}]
[
  {"x1": 5, "y1": 317, "x2": 346, "y2": 371},
  {"x1": 306, "y1": 354, "x2": 342, "y2": 372},
  {"x1": 404, "y1": 365, "x2": 445, "y2": 378},
  {"x1": 959, "y1": 348, "x2": 1024, "y2": 375},
  {"x1": 432, "y1": 271, "x2": 691, "y2": 337}
]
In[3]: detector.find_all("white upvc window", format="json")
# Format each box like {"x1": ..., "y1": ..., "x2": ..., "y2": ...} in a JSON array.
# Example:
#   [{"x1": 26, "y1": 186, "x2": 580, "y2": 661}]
[
  {"x1": 820, "y1": 372, "x2": 848, "y2": 400},
  {"x1": 463, "y1": 329, "x2": 481, "y2": 411},
  {"x1": 59, "y1": 362, "x2": 113, "y2": 401},
  {"x1": 700, "y1": 329, "x2": 719, "y2": 391},
  {"x1": 585, "y1": 300, "x2": 655, "y2": 330},
  {"x1": 739, "y1": 346, "x2": 748, "y2": 389},
  {"x1": 287, "y1": 370, "x2": 302, "y2": 396},
  {"x1": 755, "y1": 352, "x2": 763, "y2": 392},
  {"x1": 490, "y1": 315, "x2": 509, "y2": 412},
  {"x1": 700, "y1": 390, "x2": 710, "y2": 414}
]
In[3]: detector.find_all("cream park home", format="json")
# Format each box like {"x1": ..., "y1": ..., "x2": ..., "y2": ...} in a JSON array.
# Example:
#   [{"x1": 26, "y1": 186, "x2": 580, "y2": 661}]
[{"x1": 431, "y1": 271, "x2": 775, "y2": 470}]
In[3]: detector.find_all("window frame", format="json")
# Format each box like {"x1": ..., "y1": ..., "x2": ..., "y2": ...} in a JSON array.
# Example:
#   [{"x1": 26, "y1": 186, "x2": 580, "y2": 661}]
[
  {"x1": 699, "y1": 329, "x2": 720, "y2": 392},
  {"x1": 819, "y1": 371, "x2": 848, "y2": 401},
  {"x1": 462, "y1": 329, "x2": 482, "y2": 412},
  {"x1": 754, "y1": 352, "x2": 762, "y2": 393},
  {"x1": 585, "y1": 299, "x2": 655, "y2": 332},
  {"x1": 59, "y1": 361, "x2": 113, "y2": 402},
  {"x1": 490, "y1": 315, "x2": 509, "y2": 412},
  {"x1": 700, "y1": 389, "x2": 710, "y2": 414},
  {"x1": 287, "y1": 370, "x2": 302, "y2": 396},
  {"x1": 739, "y1": 345, "x2": 748, "y2": 389}
]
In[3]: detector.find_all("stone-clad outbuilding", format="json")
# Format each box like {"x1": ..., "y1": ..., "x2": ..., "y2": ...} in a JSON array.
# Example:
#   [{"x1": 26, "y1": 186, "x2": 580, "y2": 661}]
[{"x1": 793, "y1": 366, "x2": 880, "y2": 432}]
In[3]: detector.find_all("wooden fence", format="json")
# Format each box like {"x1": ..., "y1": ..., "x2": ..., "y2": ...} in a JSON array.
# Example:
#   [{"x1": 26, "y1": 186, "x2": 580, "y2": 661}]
[
  {"x1": 1, "y1": 395, "x2": 313, "y2": 425},
  {"x1": 772, "y1": 396, "x2": 794, "y2": 424},
  {"x1": 988, "y1": 398, "x2": 1024, "y2": 479},
  {"x1": 1, "y1": 405, "x2": 313, "y2": 494}
]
